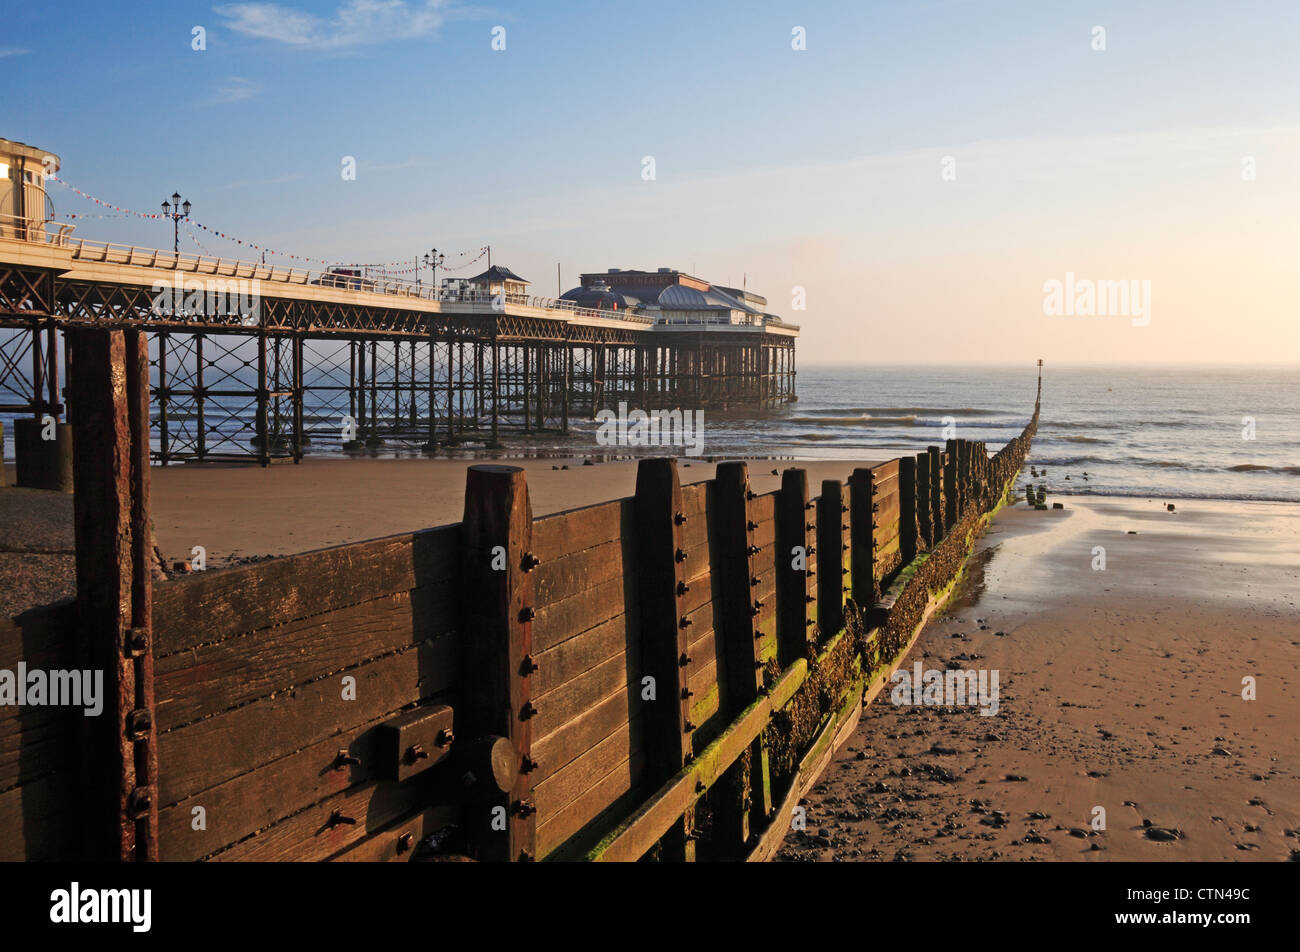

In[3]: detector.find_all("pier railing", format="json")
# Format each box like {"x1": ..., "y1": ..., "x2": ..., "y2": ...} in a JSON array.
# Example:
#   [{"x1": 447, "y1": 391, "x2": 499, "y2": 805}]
[{"x1": 0, "y1": 332, "x2": 1038, "y2": 862}]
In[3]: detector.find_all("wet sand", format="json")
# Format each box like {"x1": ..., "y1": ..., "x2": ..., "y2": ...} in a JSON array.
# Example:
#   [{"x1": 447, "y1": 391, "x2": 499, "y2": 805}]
[{"x1": 777, "y1": 495, "x2": 1300, "y2": 862}]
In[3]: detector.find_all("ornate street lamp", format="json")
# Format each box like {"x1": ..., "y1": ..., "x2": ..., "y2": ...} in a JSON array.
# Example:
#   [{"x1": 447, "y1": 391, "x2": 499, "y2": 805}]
[{"x1": 160, "y1": 191, "x2": 191, "y2": 254}]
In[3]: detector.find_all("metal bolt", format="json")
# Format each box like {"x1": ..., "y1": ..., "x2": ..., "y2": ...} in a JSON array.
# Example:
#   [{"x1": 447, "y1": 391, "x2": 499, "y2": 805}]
[
  {"x1": 675, "y1": 548, "x2": 688, "y2": 562},
  {"x1": 333, "y1": 749, "x2": 361, "y2": 770},
  {"x1": 513, "y1": 799, "x2": 536, "y2": 817},
  {"x1": 679, "y1": 652, "x2": 691, "y2": 667},
  {"x1": 405, "y1": 744, "x2": 430, "y2": 764},
  {"x1": 518, "y1": 606, "x2": 536, "y2": 623},
  {"x1": 327, "y1": 810, "x2": 357, "y2": 828},
  {"x1": 674, "y1": 512, "x2": 687, "y2": 525},
  {"x1": 751, "y1": 575, "x2": 760, "y2": 586},
  {"x1": 747, "y1": 520, "x2": 758, "y2": 530},
  {"x1": 397, "y1": 832, "x2": 414, "y2": 853},
  {"x1": 519, "y1": 701, "x2": 538, "y2": 720},
  {"x1": 676, "y1": 580, "x2": 690, "y2": 596},
  {"x1": 125, "y1": 708, "x2": 152, "y2": 742},
  {"x1": 695, "y1": 780, "x2": 705, "y2": 793},
  {"x1": 126, "y1": 786, "x2": 152, "y2": 819},
  {"x1": 684, "y1": 719, "x2": 696, "y2": 731},
  {"x1": 520, "y1": 552, "x2": 540, "y2": 571},
  {"x1": 521, "y1": 755, "x2": 539, "y2": 773},
  {"x1": 521, "y1": 654, "x2": 540, "y2": 675},
  {"x1": 679, "y1": 616, "x2": 692, "y2": 629},
  {"x1": 123, "y1": 627, "x2": 149, "y2": 658},
  {"x1": 437, "y1": 728, "x2": 455, "y2": 747},
  {"x1": 680, "y1": 687, "x2": 693, "y2": 699}
]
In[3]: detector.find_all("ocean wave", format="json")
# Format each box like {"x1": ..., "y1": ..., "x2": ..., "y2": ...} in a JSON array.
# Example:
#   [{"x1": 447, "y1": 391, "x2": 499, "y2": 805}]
[
  {"x1": 1228, "y1": 463, "x2": 1300, "y2": 475},
  {"x1": 787, "y1": 414, "x2": 916, "y2": 426},
  {"x1": 1047, "y1": 487, "x2": 1300, "y2": 504},
  {"x1": 801, "y1": 406, "x2": 992, "y2": 417}
]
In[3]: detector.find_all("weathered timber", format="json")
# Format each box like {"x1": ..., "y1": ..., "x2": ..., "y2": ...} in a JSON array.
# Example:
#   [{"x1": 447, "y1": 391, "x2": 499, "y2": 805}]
[
  {"x1": 632, "y1": 458, "x2": 695, "y2": 860},
  {"x1": 460, "y1": 464, "x2": 536, "y2": 862}
]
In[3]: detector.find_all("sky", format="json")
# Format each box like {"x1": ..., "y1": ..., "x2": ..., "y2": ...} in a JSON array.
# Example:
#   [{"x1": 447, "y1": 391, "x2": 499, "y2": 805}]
[{"x1": 3, "y1": 0, "x2": 1299, "y2": 365}]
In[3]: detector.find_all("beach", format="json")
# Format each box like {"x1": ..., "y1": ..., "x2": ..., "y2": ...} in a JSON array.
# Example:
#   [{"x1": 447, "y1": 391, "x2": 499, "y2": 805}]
[
  {"x1": 5, "y1": 458, "x2": 1299, "y2": 864},
  {"x1": 777, "y1": 494, "x2": 1300, "y2": 862},
  {"x1": 0, "y1": 456, "x2": 892, "y2": 614}
]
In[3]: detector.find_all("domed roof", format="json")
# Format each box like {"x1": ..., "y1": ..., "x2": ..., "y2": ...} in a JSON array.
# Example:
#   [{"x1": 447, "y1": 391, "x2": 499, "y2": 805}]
[{"x1": 559, "y1": 280, "x2": 629, "y2": 310}]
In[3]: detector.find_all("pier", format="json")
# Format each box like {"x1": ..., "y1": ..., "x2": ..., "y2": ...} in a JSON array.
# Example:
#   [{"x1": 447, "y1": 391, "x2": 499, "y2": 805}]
[{"x1": 0, "y1": 137, "x2": 797, "y2": 470}]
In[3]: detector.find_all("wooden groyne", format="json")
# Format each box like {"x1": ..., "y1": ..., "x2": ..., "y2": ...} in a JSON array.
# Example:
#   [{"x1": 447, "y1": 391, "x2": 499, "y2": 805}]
[{"x1": 0, "y1": 331, "x2": 1039, "y2": 862}]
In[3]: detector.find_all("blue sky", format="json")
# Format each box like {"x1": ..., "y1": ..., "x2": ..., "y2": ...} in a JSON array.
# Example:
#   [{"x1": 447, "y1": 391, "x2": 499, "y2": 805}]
[{"x1": 4, "y1": 0, "x2": 1299, "y2": 363}]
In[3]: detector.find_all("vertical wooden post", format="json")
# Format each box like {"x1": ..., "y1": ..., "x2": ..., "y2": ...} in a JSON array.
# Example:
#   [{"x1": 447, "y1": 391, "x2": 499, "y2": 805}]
[
  {"x1": 713, "y1": 462, "x2": 773, "y2": 850},
  {"x1": 776, "y1": 468, "x2": 811, "y2": 665},
  {"x1": 927, "y1": 446, "x2": 944, "y2": 541},
  {"x1": 848, "y1": 467, "x2": 877, "y2": 610},
  {"x1": 915, "y1": 452, "x2": 932, "y2": 550},
  {"x1": 633, "y1": 458, "x2": 695, "y2": 860},
  {"x1": 816, "y1": 480, "x2": 845, "y2": 637},
  {"x1": 951, "y1": 439, "x2": 961, "y2": 528},
  {"x1": 899, "y1": 456, "x2": 918, "y2": 565},
  {"x1": 460, "y1": 464, "x2": 536, "y2": 862},
  {"x1": 70, "y1": 328, "x2": 157, "y2": 861}
]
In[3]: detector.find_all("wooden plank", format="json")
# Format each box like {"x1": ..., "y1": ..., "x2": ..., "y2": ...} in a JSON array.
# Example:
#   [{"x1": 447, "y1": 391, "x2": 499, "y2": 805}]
[
  {"x1": 532, "y1": 499, "x2": 624, "y2": 562},
  {"x1": 533, "y1": 652, "x2": 630, "y2": 737},
  {"x1": 158, "y1": 711, "x2": 395, "y2": 861},
  {"x1": 153, "y1": 524, "x2": 460, "y2": 656},
  {"x1": 533, "y1": 718, "x2": 639, "y2": 824},
  {"x1": 329, "y1": 805, "x2": 458, "y2": 862},
  {"x1": 871, "y1": 458, "x2": 900, "y2": 483},
  {"x1": 211, "y1": 774, "x2": 433, "y2": 862},
  {"x1": 534, "y1": 614, "x2": 629, "y2": 697},
  {"x1": 157, "y1": 645, "x2": 446, "y2": 805},
  {"x1": 534, "y1": 576, "x2": 632, "y2": 654},
  {"x1": 155, "y1": 587, "x2": 456, "y2": 730},
  {"x1": 532, "y1": 537, "x2": 624, "y2": 605},
  {"x1": 538, "y1": 749, "x2": 645, "y2": 859},
  {"x1": 459, "y1": 463, "x2": 536, "y2": 862},
  {"x1": 0, "y1": 771, "x2": 79, "y2": 861},
  {"x1": 533, "y1": 690, "x2": 634, "y2": 787}
]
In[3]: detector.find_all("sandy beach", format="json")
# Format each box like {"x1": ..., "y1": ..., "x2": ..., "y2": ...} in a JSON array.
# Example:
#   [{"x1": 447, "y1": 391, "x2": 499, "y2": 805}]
[
  {"x1": 777, "y1": 493, "x2": 1300, "y2": 862},
  {"x1": 1, "y1": 456, "x2": 891, "y2": 615}
]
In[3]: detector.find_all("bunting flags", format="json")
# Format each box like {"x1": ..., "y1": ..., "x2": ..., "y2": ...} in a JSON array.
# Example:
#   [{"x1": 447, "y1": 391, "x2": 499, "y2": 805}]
[{"x1": 48, "y1": 175, "x2": 490, "y2": 274}]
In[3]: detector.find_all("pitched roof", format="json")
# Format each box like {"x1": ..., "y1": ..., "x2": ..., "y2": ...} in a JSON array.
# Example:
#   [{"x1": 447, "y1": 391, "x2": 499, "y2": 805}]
[{"x1": 468, "y1": 265, "x2": 529, "y2": 284}]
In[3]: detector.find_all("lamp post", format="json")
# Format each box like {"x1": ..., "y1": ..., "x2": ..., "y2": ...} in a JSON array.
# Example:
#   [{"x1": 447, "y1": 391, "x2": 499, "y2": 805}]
[
  {"x1": 423, "y1": 248, "x2": 444, "y2": 298},
  {"x1": 160, "y1": 191, "x2": 191, "y2": 254}
]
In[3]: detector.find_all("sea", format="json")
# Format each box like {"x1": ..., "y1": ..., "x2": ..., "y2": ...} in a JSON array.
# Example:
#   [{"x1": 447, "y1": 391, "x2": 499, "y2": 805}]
[
  {"x1": 692, "y1": 363, "x2": 1297, "y2": 504},
  {"x1": 2, "y1": 363, "x2": 1295, "y2": 504}
]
